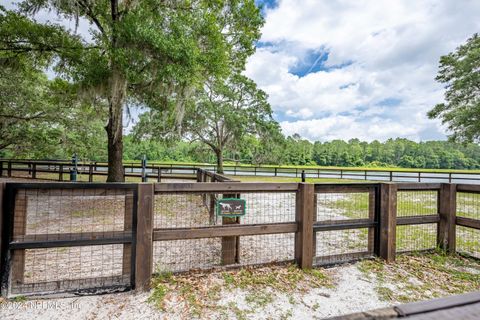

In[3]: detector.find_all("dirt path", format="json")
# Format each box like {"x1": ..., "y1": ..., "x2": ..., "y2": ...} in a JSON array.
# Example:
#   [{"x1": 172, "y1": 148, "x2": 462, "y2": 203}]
[{"x1": 0, "y1": 263, "x2": 389, "y2": 320}]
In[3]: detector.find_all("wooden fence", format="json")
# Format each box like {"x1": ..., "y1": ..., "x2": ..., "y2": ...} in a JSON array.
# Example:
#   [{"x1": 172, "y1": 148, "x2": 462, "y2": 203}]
[
  {"x1": 2, "y1": 158, "x2": 480, "y2": 184},
  {"x1": 0, "y1": 181, "x2": 479, "y2": 297},
  {"x1": 0, "y1": 159, "x2": 201, "y2": 182}
]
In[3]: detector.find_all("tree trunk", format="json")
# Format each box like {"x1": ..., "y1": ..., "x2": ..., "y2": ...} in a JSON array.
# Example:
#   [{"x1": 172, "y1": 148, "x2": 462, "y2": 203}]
[
  {"x1": 106, "y1": 122, "x2": 124, "y2": 182},
  {"x1": 215, "y1": 149, "x2": 224, "y2": 174},
  {"x1": 106, "y1": 66, "x2": 127, "y2": 182}
]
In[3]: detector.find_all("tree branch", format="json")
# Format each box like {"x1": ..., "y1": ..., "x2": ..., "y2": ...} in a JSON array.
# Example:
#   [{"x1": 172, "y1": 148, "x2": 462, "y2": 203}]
[{"x1": 76, "y1": 0, "x2": 105, "y2": 34}]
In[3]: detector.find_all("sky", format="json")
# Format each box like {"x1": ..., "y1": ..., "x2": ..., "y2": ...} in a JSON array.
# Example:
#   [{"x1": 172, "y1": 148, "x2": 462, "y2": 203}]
[
  {"x1": 248, "y1": 0, "x2": 480, "y2": 142},
  {"x1": 5, "y1": 0, "x2": 480, "y2": 142}
]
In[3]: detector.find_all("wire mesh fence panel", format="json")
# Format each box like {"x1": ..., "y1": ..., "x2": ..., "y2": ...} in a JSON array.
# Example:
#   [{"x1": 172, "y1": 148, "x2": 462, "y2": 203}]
[
  {"x1": 397, "y1": 191, "x2": 438, "y2": 217},
  {"x1": 456, "y1": 226, "x2": 480, "y2": 259},
  {"x1": 152, "y1": 233, "x2": 295, "y2": 274},
  {"x1": 7, "y1": 186, "x2": 135, "y2": 296},
  {"x1": 240, "y1": 192, "x2": 296, "y2": 224},
  {"x1": 15, "y1": 188, "x2": 132, "y2": 240},
  {"x1": 315, "y1": 192, "x2": 372, "y2": 221},
  {"x1": 153, "y1": 190, "x2": 296, "y2": 273},
  {"x1": 396, "y1": 224, "x2": 437, "y2": 252},
  {"x1": 456, "y1": 192, "x2": 480, "y2": 220},
  {"x1": 154, "y1": 193, "x2": 217, "y2": 229},
  {"x1": 154, "y1": 192, "x2": 297, "y2": 229},
  {"x1": 10, "y1": 244, "x2": 128, "y2": 295},
  {"x1": 314, "y1": 188, "x2": 375, "y2": 265},
  {"x1": 314, "y1": 228, "x2": 370, "y2": 265},
  {"x1": 153, "y1": 238, "x2": 222, "y2": 273},
  {"x1": 239, "y1": 233, "x2": 295, "y2": 265}
]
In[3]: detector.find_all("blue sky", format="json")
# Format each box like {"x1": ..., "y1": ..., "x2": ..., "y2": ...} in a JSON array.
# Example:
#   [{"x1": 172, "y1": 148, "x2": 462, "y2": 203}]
[{"x1": 245, "y1": 0, "x2": 480, "y2": 141}]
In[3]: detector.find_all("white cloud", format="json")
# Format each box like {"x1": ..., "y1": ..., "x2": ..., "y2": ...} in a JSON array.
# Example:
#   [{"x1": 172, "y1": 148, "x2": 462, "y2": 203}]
[{"x1": 246, "y1": 0, "x2": 480, "y2": 141}]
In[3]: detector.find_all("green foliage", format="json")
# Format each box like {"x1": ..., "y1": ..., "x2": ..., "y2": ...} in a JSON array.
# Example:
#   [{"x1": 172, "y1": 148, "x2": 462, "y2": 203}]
[
  {"x1": 428, "y1": 34, "x2": 480, "y2": 143},
  {"x1": 118, "y1": 135, "x2": 480, "y2": 170},
  {"x1": 0, "y1": 19, "x2": 106, "y2": 160},
  {"x1": 1, "y1": 1, "x2": 264, "y2": 180},
  {"x1": 308, "y1": 138, "x2": 480, "y2": 169},
  {"x1": 134, "y1": 73, "x2": 280, "y2": 173}
]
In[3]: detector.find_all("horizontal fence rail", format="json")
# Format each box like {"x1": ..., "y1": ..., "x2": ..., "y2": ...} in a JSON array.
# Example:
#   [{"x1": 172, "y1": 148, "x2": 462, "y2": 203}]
[
  {"x1": 0, "y1": 180, "x2": 479, "y2": 298},
  {"x1": 2, "y1": 159, "x2": 480, "y2": 184},
  {"x1": 0, "y1": 160, "x2": 237, "y2": 184}
]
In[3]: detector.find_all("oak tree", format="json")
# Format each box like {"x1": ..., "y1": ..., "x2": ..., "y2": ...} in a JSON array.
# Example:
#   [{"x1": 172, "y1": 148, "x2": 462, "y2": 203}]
[{"x1": 1, "y1": 1, "x2": 263, "y2": 181}]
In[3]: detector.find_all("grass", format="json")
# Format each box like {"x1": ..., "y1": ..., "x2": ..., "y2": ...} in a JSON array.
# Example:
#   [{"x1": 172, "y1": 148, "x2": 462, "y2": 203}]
[
  {"x1": 148, "y1": 264, "x2": 333, "y2": 318},
  {"x1": 116, "y1": 160, "x2": 480, "y2": 174},
  {"x1": 456, "y1": 226, "x2": 480, "y2": 258},
  {"x1": 229, "y1": 175, "x2": 363, "y2": 183},
  {"x1": 358, "y1": 251, "x2": 480, "y2": 303}
]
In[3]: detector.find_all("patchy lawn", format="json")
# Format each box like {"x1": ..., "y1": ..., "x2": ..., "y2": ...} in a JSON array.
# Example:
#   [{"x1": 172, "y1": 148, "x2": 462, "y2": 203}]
[
  {"x1": 148, "y1": 264, "x2": 334, "y2": 318},
  {"x1": 358, "y1": 251, "x2": 480, "y2": 304}
]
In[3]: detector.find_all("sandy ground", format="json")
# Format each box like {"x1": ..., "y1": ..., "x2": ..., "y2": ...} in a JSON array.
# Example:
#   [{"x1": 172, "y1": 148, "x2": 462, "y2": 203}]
[{"x1": 0, "y1": 264, "x2": 389, "y2": 320}]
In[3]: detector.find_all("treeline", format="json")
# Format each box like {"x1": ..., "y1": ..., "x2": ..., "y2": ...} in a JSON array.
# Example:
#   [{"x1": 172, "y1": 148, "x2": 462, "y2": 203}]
[
  {"x1": 3, "y1": 132, "x2": 480, "y2": 170},
  {"x1": 123, "y1": 134, "x2": 480, "y2": 170}
]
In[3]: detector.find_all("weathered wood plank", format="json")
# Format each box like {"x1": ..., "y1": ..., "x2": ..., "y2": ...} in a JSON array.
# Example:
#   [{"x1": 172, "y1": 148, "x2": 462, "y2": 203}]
[
  {"x1": 0, "y1": 182, "x2": 5, "y2": 283},
  {"x1": 295, "y1": 183, "x2": 314, "y2": 269},
  {"x1": 313, "y1": 219, "x2": 376, "y2": 231},
  {"x1": 396, "y1": 183, "x2": 442, "y2": 190},
  {"x1": 438, "y1": 183, "x2": 456, "y2": 254},
  {"x1": 11, "y1": 230, "x2": 132, "y2": 243},
  {"x1": 313, "y1": 194, "x2": 317, "y2": 260},
  {"x1": 153, "y1": 223, "x2": 298, "y2": 241},
  {"x1": 155, "y1": 182, "x2": 300, "y2": 193},
  {"x1": 456, "y1": 217, "x2": 480, "y2": 230},
  {"x1": 378, "y1": 183, "x2": 397, "y2": 262},
  {"x1": 135, "y1": 184, "x2": 154, "y2": 291},
  {"x1": 457, "y1": 184, "x2": 480, "y2": 193},
  {"x1": 368, "y1": 190, "x2": 375, "y2": 253},
  {"x1": 11, "y1": 192, "x2": 27, "y2": 285},
  {"x1": 10, "y1": 232, "x2": 132, "y2": 249},
  {"x1": 397, "y1": 215, "x2": 439, "y2": 225},
  {"x1": 314, "y1": 184, "x2": 376, "y2": 194},
  {"x1": 123, "y1": 194, "x2": 134, "y2": 276}
]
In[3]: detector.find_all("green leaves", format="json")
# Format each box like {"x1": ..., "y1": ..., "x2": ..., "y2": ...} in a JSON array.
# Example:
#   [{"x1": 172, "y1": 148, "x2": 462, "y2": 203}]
[
  {"x1": 1, "y1": 1, "x2": 263, "y2": 171},
  {"x1": 428, "y1": 33, "x2": 480, "y2": 143},
  {"x1": 0, "y1": 51, "x2": 106, "y2": 158}
]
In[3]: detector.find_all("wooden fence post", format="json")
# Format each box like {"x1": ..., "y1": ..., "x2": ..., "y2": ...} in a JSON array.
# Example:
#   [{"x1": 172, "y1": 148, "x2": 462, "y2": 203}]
[
  {"x1": 7, "y1": 161, "x2": 11, "y2": 177},
  {"x1": 157, "y1": 167, "x2": 162, "y2": 182},
  {"x1": 221, "y1": 193, "x2": 241, "y2": 265},
  {"x1": 122, "y1": 193, "x2": 134, "y2": 277},
  {"x1": 295, "y1": 183, "x2": 314, "y2": 269},
  {"x1": 32, "y1": 163, "x2": 36, "y2": 179},
  {"x1": 378, "y1": 183, "x2": 397, "y2": 262},
  {"x1": 12, "y1": 190, "x2": 27, "y2": 287},
  {"x1": 209, "y1": 176, "x2": 216, "y2": 223},
  {"x1": 0, "y1": 182, "x2": 5, "y2": 288},
  {"x1": 438, "y1": 183, "x2": 456, "y2": 254},
  {"x1": 88, "y1": 165, "x2": 93, "y2": 182},
  {"x1": 135, "y1": 183, "x2": 154, "y2": 291},
  {"x1": 368, "y1": 190, "x2": 376, "y2": 253},
  {"x1": 312, "y1": 193, "x2": 317, "y2": 261}
]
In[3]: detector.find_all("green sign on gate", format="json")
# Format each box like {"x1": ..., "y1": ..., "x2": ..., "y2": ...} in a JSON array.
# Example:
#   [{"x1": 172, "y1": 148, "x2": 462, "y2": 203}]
[{"x1": 216, "y1": 198, "x2": 246, "y2": 218}]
